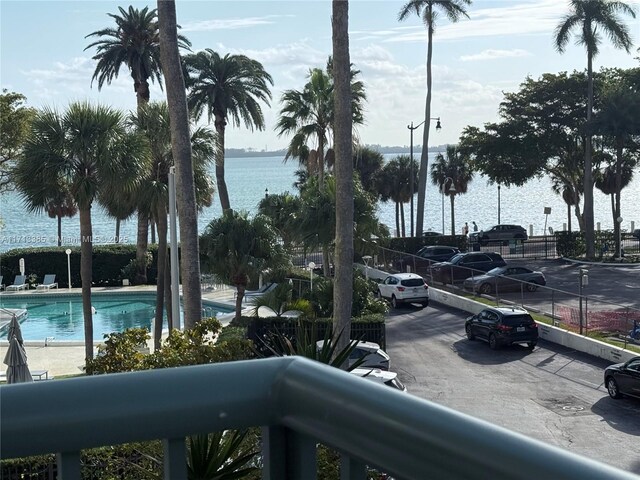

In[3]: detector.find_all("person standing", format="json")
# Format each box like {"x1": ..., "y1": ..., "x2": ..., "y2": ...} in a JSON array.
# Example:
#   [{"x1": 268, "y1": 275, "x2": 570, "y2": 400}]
[
  {"x1": 472, "y1": 221, "x2": 478, "y2": 232},
  {"x1": 463, "y1": 222, "x2": 469, "y2": 235}
]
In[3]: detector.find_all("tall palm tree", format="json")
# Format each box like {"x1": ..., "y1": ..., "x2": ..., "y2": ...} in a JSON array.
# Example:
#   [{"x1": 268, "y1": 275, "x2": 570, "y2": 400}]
[
  {"x1": 131, "y1": 102, "x2": 215, "y2": 347},
  {"x1": 554, "y1": 0, "x2": 636, "y2": 258},
  {"x1": 276, "y1": 61, "x2": 366, "y2": 186},
  {"x1": 378, "y1": 155, "x2": 417, "y2": 237},
  {"x1": 353, "y1": 146, "x2": 385, "y2": 198},
  {"x1": 429, "y1": 145, "x2": 473, "y2": 235},
  {"x1": 184, "y1": 50, "x2": 273, "y2": 213},
  {"x1": 45, "y1": 187, "x2": 77, "y2": 246},
  {"x1": 15, "y1": 103, "x2": 146, "y2": 362},
  {"x1": 398, "y1": 0, "x2": 471, "y2": 238},
  {"x1": 595, "y1": 164, "x2": 634, "y2": 249},
  {"x1": 257, "y1": 192, "x2": 302, "y2": 247},
  {"x1": 200, "y1": 211, "x2": 291, "y2": 321},
  {"x1": 157, "y1": 0, "x2": 204, "y2": 330},
  {"x1": 85, "y1": 5, "x2": 192, "y2": 283},
  {"x1": 332, "y1": 0, "x2": 354, "y2": 360}
]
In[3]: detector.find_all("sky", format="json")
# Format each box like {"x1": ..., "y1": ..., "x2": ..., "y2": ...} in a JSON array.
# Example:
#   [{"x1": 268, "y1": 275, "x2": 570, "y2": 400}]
[{"x1": 1, "y1": 0, "x2": 639, "y2": 151}]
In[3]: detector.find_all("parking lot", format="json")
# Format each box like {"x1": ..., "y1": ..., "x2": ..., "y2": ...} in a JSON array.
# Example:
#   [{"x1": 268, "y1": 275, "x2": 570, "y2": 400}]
[{"x1": 386, "y1": 303, "x2": 640, "y2": 474}]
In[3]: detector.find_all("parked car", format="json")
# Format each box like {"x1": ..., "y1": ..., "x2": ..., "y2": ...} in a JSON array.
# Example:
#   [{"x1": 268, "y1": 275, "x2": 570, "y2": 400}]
[
  {"x1": 430, "y1": 252, "x2": 506, "y2": 284},
  {"x1": 422, "y1": 231, "x2": 443, "y2": 237},
  {"x1": 316, "y1": 340, "x2": 390, "y2": 371},
  {"x1": 395, "y1": 245, "x2": 460, "y2": 272},
  {"x1": 604, "y1": 356, "x2": 640, "y2": 400},
  {"x1": 350, "y1": 368, "x2": 407, "y2": 392},
  {"x1": 469, "y1": 224, "x2": 528, "y2": 246},
  {"x1": 633, "y1": 229, "x2": 640, "y2": 240},
  {"x1": 465, "y1": 306, "x2": 538, "y2": 350},
  {"x1": 377, "y1": 273, "x2": 429, "y2": 308},
  {"x1": 463, "y1": 266, "x2": 546, "y2": 294}
]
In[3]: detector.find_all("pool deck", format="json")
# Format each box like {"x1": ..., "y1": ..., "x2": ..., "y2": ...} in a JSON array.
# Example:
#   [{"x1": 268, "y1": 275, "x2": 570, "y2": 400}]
[{"x1": 0, "y1": 284, "x2": 243, "y2": 378}]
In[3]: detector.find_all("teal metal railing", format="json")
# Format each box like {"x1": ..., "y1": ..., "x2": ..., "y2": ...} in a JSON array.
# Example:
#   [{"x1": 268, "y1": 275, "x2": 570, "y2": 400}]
[{"x1": 1, "y1": 357, "x2": 636, "y2": 479}]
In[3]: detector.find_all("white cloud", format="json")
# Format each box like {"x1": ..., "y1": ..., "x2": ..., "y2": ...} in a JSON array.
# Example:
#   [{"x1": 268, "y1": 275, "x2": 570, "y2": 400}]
[
  {"x1": 460, "y1": 49, "x2": 532, "y2": 61},
  {"x1": 182, "y1": 15, "x2": 294, "y2": 32}
]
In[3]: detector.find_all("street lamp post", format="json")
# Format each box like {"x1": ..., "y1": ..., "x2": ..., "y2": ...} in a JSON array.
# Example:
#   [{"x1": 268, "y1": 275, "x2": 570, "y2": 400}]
[
  {"x1": 498, "y1": 184, "x2": 501, "y2": 225},
  {"x1": 578, "y1": 268, "x2": 588, "y2": 335},
  {"x1": 362, "y1": 255, "x2": 372, "y2": 281},
  {"x1": 616, "y1": 216, "x2": 623, "y2": 259},
  {"x1": 408, "y1": 117, "x2": 441, "y2": 237},
  {"x1": 65, "y1": 249, "x2": 72, "y2": 290},
  {"x1": 440, "y1": 177, "x2": 456, "y2": 235},
  {"x1": 308, "y1": 262, "x2": 316, "y2": 291}
]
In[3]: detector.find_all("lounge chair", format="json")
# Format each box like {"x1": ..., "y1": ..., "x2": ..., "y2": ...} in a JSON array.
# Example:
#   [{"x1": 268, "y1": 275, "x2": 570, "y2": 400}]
[
  {"x1": 243, "y1": 282, "x2": 278, "y2": 302},
  {"x1": 36, "y1": 274, "x2": 58, "y2": 291},
  {"x1": 0, "y1": 276, "x2": 4, "y2": 291},
  {"x1": 6, "y1": 275, "x2": 27, "y2": 292}
]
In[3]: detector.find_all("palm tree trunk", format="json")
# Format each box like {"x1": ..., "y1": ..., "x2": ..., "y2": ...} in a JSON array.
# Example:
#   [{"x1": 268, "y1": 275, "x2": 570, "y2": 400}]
[
  {"x1": 135, "y1": 210, "x2": 149, "y2": 284},
  {"x1": 614, "y1": 139, "x2": 623, "y2": 257},
  {"x1": 214, "y1": 115, "x2": 231, "y2": 212},
  {"x1": 450, "y1": 194, "x2": 455, "y2": 236},
  {"x1": 416, "y1": 9, "x2": 434, "y2": 238},
  {"x1": 150, "y1": 218, "x2": 157, "y2": 244},
  {"x1": 318, "y1": 134, "x2": 325, "y2": 185},
  {"x1": 115, "y1": 218, "x2": 120, "y2": 243},
  {"x1": 158, "y1": 0, "x2": 202, "y2": 329},
  {"x1": 322, "y1": 244, "x2": 331, "y2": 277},
  {"x1": 79, "y1": 207, "x2": 94, "y2": 362},
  {"x1": 583, "y1": 54, "x2": 595, "y2": 258},
  {"x1": 395, "y1": 202, "x2": 400, "y2": 237},
  {"x1": 332, "y1": 0, "x2": 354, "y2": 362},
  {"x1": 164, "y1": 253, "x2": 173, "y2": 332},
  {"x1": 57, "y1": 215, "x2": 62, "y2": 247},
  {"x1": 235, "y1": 284, "x2": 245, "y2": 320},
  {"x1": 400, "y1": 202, "x2": 406, "y2": 237},
  {"x1": 567, "y1": 202, "x2": 572, "y2": 232},
  {"x1": 154, "y1": 202, "x2": 168, "y2": 349}
]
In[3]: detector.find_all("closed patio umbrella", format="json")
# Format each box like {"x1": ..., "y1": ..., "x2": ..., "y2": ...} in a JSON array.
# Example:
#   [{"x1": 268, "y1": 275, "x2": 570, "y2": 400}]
[
  {"x1": 7, "y1": 315, "x2": 24, "y2": 345},
  {"x1": 3, "y1": 336, "x2": 33, "y2": 384}
]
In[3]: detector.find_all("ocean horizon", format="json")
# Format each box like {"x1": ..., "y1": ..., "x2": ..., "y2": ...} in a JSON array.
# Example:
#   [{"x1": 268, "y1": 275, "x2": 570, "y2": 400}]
[{"x1": 0, "y1": 153, "x2": 638, "y2": 253}]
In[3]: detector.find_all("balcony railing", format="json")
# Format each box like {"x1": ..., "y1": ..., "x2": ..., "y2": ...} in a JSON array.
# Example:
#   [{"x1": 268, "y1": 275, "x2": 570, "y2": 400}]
[{"x1": 1, "y1": 357, "x2": 636, "y2": 479}]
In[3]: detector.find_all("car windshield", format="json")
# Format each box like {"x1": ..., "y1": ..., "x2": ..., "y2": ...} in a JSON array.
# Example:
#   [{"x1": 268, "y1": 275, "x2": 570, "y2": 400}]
[
  {"x1": 401, "y1": 278, "x2": 425, "y2": 287},
  {"x1": 487, "y1": 267, "x2": 506, "y2": 275},
  {"x1": 502, "y1": 314, "x2": 535, "y2": 326}
]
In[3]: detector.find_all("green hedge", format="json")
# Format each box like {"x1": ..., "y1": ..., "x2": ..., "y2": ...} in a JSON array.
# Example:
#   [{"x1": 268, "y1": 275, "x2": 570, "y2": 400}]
[
  {"x1": 0, "y1": 244, "x2": 159, "y2": 287},
  {"x1": 382, "y1": 235, "x2": 469, "y2": 254},
  {"x1": 555, "y1": 230, "x2": 620, "y2": 259}
]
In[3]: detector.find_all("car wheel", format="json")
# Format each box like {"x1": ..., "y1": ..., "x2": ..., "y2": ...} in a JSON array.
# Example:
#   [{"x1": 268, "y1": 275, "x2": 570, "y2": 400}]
[
  {"x1": 488, "y1": 334, "x2": 499, "y2": 350},
  {"x1": 479, "y1": 283, "x2": 493, "y2": 295},
  {"x1": 526, "y1": 342, "x2": 536, "y2": 350},
  {"x1": 466, "y1": 325, "x2": 475, "y2": 340},
  {"x1": 526, "y1": 283, "x2": 538, "y2": 292},
  {"x1": 421, "y1": 301, "x2": 429, "y2": 308},
  {"x1": 391, "y1": 295, "x2": 399, "y2": 309},
  {"x1": 606, "y1": 377, "x2": 623, "y2": 399}
]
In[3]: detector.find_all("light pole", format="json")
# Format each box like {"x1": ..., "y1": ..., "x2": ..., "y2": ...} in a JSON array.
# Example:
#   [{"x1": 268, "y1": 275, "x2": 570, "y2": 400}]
[
  {"x1": 65, "y1": 249, "x2": 72, "y2": 290},
  {"x1": 168, "y1": 166, "x2": 180, "y2": 330},
  {"x1": 408, "y1": 117, "x2": 441, "y2": 237},
  {"x1": 308, "y1": 262, "x2": 316, "y2": 291},
  {"x1": 617, "y1": 216, "x2": 623, "y2": 259},
  {"x1": 362, "y1": 255, "x2": 372, "y2": 281},
  {"x1": 497, "y1": 184, "x2": 501, "y2": 224},
  {"x1": 578, "y1": 268, "x2": 588, "y2": 335},
  {"x1": 265, "y1": 188, "x2": 269, "y2": 199},
  {"x1": 440, "y1": 177, "x2": 456, "y2": 234}
]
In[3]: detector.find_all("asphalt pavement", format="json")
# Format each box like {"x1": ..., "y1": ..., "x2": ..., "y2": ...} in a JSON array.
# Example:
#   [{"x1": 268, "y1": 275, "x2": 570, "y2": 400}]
[{"x1": 385, "y1": 302, "x2": 640, "y2": 474}]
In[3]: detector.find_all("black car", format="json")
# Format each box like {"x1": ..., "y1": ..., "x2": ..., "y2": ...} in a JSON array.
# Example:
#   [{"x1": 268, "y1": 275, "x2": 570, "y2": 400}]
[
  {"x1": 431, "y1": 252, "x2": 506, "y2": 284},
  {"x1": 469, "y1": 224, "x2": 528, "y2": 246},
  {"x1": 395, "y1": 246, "x2": 460, "y2": 273},
  {"x1": 465, "y1": 307, "x2": 538, "y2": 350},
  {"x1": 604, "y1": 356, "x2": 640, "y2": 400}
]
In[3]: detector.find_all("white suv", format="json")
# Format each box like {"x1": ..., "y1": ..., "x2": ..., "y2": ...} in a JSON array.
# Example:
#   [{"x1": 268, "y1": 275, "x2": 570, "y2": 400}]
[
  {"x1": 377, "y1": 273, "x2": 429, "y2": 308},
  {"x1": 350, "y1": 368, "x2": 407, "y2": 392},
  {"x1": 316, "y1": 340, "x2": 390, "y2": 370}
]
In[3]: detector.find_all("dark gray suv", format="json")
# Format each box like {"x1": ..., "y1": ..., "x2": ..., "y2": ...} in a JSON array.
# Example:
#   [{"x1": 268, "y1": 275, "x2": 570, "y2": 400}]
[
  {"x1": 465, "y1": 307, "x2": 538, "y2": 350},
  {"x1": 430, "y1": 252, "x2": 506, "y2": 284},
  {"x1": 469, "y1": 224, "x2": 528, "y2": 246}
]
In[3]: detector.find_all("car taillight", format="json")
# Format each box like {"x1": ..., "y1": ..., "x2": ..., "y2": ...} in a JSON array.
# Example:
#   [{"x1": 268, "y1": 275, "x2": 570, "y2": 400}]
[
  {"x1": 497, "y1": 325, "x2": 511, "y2": 332},
  {"x1": 532, "y1": 323, "x2": 538, "y2": 328},
  {"x1": 397, "y1": 286, "x2": 405, "y2": 291}
]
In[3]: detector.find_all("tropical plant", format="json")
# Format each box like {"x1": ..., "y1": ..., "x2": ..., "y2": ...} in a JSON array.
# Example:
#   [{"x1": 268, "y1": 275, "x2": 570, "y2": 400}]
[
  {"x1": 257, "y1": 192, "x2": 302, "y2": 247},
  {"x1": 45, "y1": 187, "x2": 78, "y2": 246},
  {"x1": 200, "y1": 210, "x2": 292, "y2": 320},
  {"x1": 250, "y1": 283, "x2": 314, "y2": 318},
  {"x1": 158, "y1": 0, "x2": 204, "y2": 329},
  {"x1": 186, "y1": 430, "x2": 259, "y2": 480},
  {"x1": 184, "y1": 49, "x2": 273, "y2": 213},
  {"x1": 377, "y1": 155, "x2": 417, "y2": 237},
  {"x1": 554, "y1": 0, "x2": 636, "y2": 258},
  {"x1": 85, "y1": 4, "x2": 192, "y2": 283},
  {"x1": 276, "y1": 60, "x2": 366, "y2": 185},
  {"x1": 595, "y1": 164, "x2": 635, "y2": 255},
  {"x1": 130, "y1": 101, "x2": 215, "y2": 347},
  {"x1": 14, "y1": 102, "x2": 147, "y2": 361},
  {"x1": 398, "y1": 0, "x2": 471, "y2": 237},
  {"x1": 429, "y1": 145, "x2": 473, "y2": 235},
  {"x1": 353, "y1": 146, "x2": 385, "y2": 198}
]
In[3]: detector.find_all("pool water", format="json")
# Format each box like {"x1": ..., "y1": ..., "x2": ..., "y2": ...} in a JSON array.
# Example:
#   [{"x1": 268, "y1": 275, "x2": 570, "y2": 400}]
[{"x1": 0, "y1": 294, "x2": 233, "y2": 341}]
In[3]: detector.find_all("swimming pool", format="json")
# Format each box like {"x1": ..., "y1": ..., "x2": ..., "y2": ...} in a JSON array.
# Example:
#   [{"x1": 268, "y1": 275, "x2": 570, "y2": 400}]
[{"x1": 0, "y1": 293, "x2": 233, "y2": 341}]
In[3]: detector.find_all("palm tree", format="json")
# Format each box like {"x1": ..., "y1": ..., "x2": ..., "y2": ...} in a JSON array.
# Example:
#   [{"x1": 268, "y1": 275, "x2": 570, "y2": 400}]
[
  {"x1": 398, "y1": 0, "x2": 471, "y2": 238},
  {"x1": 131, "y1": 102, "x2": 215, "y2": 347},
  {"x1": 353, "y1": 146, "x2": 385, "y2": 198},
  {"x1": 184, "y1": 49, "x2": 273, "y2": 213},
  {"x1": 429, "y1": 145, "x2": 473, "y2": 235},
  {"x1": 14, "y1": 103, "x2": 146, "y2": 362},
  {"x1": 378, "y1": 155, "x2": 417, "y2": 237},
  {"x1": 554, "y1": 0, "x2": 636, "y2": 258},
  {"x1": 157, "y1": 0, "x2": 204, "y2": 330},
  {"x1": 257, "y1": 192, "x2": 302, "y2": 247},
  {"x1": 276, "y1": 61, "x2": 366, "y2": 185},
  {"x1": 200, "y1": 211, "x2": 291, "y2": 321},
  {"x1": 85, "y1": 5, "x2": 192, "y2": 283},
  {"x1": 332, "y1": 0, "x2": 355, "y2": 360},
  {"x1": 45, "y1": 187, "x2": 77, "y2": 246}
]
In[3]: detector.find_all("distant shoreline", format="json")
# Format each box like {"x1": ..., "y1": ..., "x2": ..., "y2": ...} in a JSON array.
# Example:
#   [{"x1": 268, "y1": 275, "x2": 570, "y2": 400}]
[{"x1": 225, "y1": 144, "x2": 448, "y2": 158}]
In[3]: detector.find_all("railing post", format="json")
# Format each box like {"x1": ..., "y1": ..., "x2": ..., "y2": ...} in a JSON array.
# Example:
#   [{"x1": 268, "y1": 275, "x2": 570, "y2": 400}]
[
  {"x1": 262, "y1": 426, "x2": 317, "y2": 480},
  {"x1": 56, "y1": 451, "x2": 81, "y2": 480},
  {"x1": 163, "y1": 437, "x2": 187, "y2": 480},
  {"x1": 340, "y1": 453, "x2": 367, "y2": 480}
]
